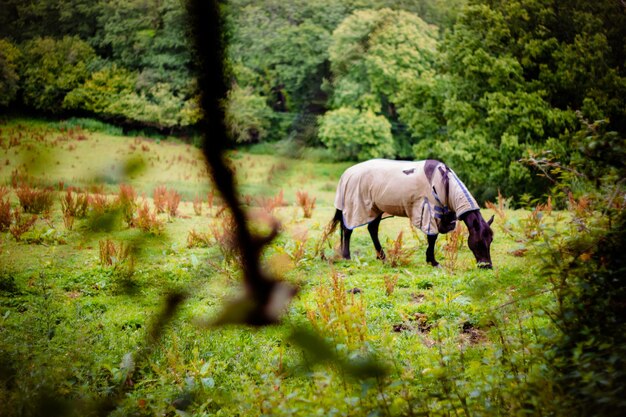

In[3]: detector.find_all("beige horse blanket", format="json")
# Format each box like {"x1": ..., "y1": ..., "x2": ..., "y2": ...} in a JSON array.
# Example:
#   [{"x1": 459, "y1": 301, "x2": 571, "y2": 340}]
[{"x1": 334, "y1": 159, "x2": 478, "y2": 235}]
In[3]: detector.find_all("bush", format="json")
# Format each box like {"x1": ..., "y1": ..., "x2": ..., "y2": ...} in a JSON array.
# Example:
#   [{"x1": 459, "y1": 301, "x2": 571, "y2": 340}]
[{"x1": 318, "y1": 107, "x2": 394, "y2": 160}]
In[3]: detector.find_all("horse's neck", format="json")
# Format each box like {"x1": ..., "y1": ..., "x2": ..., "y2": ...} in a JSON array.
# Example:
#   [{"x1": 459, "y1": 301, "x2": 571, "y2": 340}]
[{"x1": 461, "y1": 210, "x2": 481, "y2": 231}]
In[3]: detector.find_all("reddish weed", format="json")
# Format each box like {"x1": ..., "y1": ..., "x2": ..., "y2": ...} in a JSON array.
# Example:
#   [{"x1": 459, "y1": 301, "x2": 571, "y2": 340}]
[
  {"x1": 60, "y1": 188, "x2": 89, "y2": 230},
  {"x1": 442, "y1": 223, "x2": 465, "y2": 271},
  {"x1": 383, "y1": 274, "x2": 399, "y2": 296},
  {"x1": 193, "y1": 195, "x2": 203, "y2": 216},
  {"x1": 187, "y1": 228, "x2": 211, "y2": 248},
  {"x1": 99, "y1": 238, "x2": 134, "y2": 270},
  {"x1": 16, "y1": 184, "x2": 54, "y2": 214},
  {"x1": 295, "y1": 190, "x2": 316, "y2": 218},
  {"x1": 135, "y1": 201, "x2": 164, "y2": 234},
  {"x1": 306, "y1": 270, "x2": 368, "y2": 347},
  {"x1": 256, "y1": 190, "x2": 285, "y2": 214},
  {"x1": 210, "y1": 215, "x2": 239, "y2": 263},
  {"x1": 9, "y1": 209, "x2": 38, "y2": 242},
  {"x1": 117, "y1": 184, "x2": 137, "y2": 227},
  {"x1": 166, "y1": 189, "x2": 181, "y2": 218},
  {"x1": 0, "y1": 197, "x2": 11, "y2": 232},
  {"x1": 153, "y1": 185, "x2": 168, "y2": 213},
  {"x1": 385, "y1": 231, "x2": 412, "y2": 267}
]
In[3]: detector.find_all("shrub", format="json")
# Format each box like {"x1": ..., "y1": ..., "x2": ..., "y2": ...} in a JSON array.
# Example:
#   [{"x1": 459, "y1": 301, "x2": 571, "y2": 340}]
[
  {"x1": 442, "y1": 223, "x2": 464, "y2": 271},
  {"x1": 256, "y1": 190, "x2": 285, "y2": 214},
  {"x1": 318, "y1": 107, "x2": 395, "y2": 160}
]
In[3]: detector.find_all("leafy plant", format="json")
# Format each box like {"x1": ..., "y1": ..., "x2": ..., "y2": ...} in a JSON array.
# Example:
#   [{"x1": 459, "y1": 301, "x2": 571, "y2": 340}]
[
  {"x1": 442, "y1": 223, "x2": 464, "y2": 271},
  {"x1": 306, "y1": 270, "x2": 368, "y2": 348}
]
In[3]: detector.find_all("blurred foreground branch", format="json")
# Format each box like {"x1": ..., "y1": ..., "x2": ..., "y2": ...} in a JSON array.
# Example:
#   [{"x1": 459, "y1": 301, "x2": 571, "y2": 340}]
[{"x1": 186, "y1": 0, "x2": 295, "y2": 325}]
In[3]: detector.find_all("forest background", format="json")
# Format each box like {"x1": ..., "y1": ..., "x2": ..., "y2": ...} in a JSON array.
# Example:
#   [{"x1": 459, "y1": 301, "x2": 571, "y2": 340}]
[{"x1": 1, "y1": 0, "x2": 625, "y2": 203}]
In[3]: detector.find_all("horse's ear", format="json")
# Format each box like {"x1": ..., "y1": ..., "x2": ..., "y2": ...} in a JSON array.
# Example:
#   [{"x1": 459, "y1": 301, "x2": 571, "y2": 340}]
[{"x1": 487, "y1": 215, "x2": 494, "y2": 226}]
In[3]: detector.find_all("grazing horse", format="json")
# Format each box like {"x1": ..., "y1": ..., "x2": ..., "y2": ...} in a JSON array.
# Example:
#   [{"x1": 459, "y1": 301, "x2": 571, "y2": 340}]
[{"x1": 329, "y1": 159, "x2": 494, "y2": 268}]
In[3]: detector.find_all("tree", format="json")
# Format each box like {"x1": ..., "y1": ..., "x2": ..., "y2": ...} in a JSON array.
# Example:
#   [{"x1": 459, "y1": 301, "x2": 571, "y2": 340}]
[
  {"x1": 401, "y1": 0, "x2": 626, "y2": 202},
  {"x1": 0, "y1": 39, "x2": 20, "y2": 107},
  {"x1": 318, "y1": 107, "x2": 394, "y2": 160},
  {"x1": 223, "y1": 84, "x2": 273, "y2": 143},
  {"x1": 19, "y1": 36, "x2": 96, "y2": 113},
  {"x1": 325, "y1": 8, "x2": 439, "y2": 157}
]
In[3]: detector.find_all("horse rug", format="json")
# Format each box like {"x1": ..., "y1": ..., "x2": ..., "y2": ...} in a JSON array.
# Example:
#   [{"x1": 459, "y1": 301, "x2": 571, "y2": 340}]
[{"x1": 334, "y1": 159, "x2": 478, "y2": 235}]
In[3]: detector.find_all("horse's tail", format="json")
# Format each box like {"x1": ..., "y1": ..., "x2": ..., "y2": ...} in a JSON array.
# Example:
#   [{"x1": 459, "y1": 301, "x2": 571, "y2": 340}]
[{"x1": 316, "y1": 209, "x2": 343, "y2": 259}]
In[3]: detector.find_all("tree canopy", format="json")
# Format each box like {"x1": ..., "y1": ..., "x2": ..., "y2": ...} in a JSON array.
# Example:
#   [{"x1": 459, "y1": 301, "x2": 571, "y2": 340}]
[{"x1": 0, "y1": 0, "x2": 624, "y2": 201}]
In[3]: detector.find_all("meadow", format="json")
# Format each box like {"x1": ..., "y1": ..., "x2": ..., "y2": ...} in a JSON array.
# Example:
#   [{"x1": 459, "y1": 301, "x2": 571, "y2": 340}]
[{"x1": 1, "y1": 118, "x2": 563, "y2": 416}]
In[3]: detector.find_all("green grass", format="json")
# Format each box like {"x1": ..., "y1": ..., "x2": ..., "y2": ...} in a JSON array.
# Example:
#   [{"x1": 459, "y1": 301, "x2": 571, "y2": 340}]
[{"x1": 0, "y1": 118, "x2": 561, "y2": 416}]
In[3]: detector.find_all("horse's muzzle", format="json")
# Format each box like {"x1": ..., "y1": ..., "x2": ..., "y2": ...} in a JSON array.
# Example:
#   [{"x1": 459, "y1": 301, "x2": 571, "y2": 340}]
[{"x1": 477, "y1": 262, "x2": 492, "y2": 269}]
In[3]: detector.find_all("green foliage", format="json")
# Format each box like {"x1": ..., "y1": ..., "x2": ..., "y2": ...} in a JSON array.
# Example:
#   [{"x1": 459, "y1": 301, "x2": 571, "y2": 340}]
[
  {"x1": 19, "y1": 36, "x2": 96, "y2": 112},
  {"x1": 0, "y1": 0, "x2": 102, "y2": 41},
  {"x1": 521, "y1": 119, "x2": 626, "y2": 415},
  {"x1": 318, "y1": 107, "x2": 394, "y2": 160},
  {"x1": 223, "y1": 84, "x2": 272, "y2": 143},
  {"x1": 0, "y1": 38, "x2": 20, "y2": 107},
  {"x1": 400, "y1": 0, "x2": 626, "y2": 202},
  {"x1": 329, "y1": 8, "x2": 438, "y2": 110},
  {"x1": 63, "y1": 65, "x2": 137, "y2": 115}
]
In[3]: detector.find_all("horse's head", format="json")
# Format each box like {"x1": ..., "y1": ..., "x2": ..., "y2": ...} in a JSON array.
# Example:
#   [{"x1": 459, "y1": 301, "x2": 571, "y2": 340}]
[{"x1": 462, "y1": 211, "x2": 494, "y2": 268}]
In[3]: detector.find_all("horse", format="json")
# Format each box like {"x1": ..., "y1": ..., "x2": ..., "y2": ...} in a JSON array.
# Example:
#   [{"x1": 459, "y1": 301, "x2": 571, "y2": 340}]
[{"x1": 327, "y1": 159, "x2": 494, "y2": 268}]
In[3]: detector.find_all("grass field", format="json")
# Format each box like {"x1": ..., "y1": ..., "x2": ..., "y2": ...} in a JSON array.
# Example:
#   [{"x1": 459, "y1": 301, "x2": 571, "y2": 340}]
[{"x1": 1, "y1": 118, "x2": 561, "y2": 416}]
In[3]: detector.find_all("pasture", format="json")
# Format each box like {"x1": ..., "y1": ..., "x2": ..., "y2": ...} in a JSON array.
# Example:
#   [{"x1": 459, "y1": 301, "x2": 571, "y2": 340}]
[{"x1": 1, "y1": 118, "x2": 559, "y2": 416}]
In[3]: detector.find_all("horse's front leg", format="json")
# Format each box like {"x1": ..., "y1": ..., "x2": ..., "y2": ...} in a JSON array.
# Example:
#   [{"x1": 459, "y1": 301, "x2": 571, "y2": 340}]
[
  {"x1": 341, "y1": 225, "x2": 353, "y2": 260},
  {"x1": 426, "y1": 234, "x2": 439, "y2": 267},
  {"x1": 367, "y1": 214, "x2": 385, "y2": 260}
]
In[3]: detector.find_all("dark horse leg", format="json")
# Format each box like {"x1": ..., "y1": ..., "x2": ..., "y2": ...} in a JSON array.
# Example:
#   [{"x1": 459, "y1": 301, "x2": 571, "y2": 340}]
[
  {"x1": 367, "y1": 214, "x2": 385, "y2": 260},
  {"x1": 341, "y1": 226, "x2": 352, "y2": 259},
  {"x1": 426, "y1": 234, "x2": 439, "y2": 267},
  {"x1": 332, "y1": 209, "x2": 353, "y2": 259}
]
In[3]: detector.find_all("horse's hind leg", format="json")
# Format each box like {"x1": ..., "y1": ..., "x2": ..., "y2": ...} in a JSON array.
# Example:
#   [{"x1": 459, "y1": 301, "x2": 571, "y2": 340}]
[
  {"x1": 368, "y1": 214, "x2": 385, "y2": 260},
  {"x1": 341, "y1": 225, "x2": 352, "y2": 259}
]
